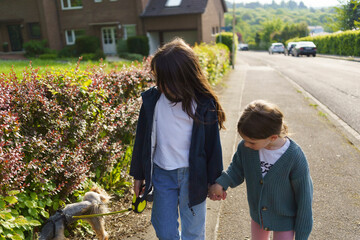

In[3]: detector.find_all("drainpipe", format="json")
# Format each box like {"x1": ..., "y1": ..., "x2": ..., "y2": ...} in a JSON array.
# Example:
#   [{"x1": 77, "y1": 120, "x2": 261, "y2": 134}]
[
  {"x1": 232, "y1": 0, "x2": 235, "y2": 69},
  {"x1": 54, "y1": 0, "x2": 64, "y2": 48}
]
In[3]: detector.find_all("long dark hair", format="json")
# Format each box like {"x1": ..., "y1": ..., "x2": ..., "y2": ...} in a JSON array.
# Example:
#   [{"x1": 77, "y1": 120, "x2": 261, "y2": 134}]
[{"x1": 150, "y1": 38, "x2": 225, "y2": 129}]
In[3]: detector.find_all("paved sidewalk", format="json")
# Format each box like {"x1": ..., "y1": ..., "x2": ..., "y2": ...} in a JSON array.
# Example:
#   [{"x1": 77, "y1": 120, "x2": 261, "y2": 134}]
[
  {"x1": 214, "y1": 53, "x2": 360, "y2": 240},
  {"x1": 0, "y1": 52, "x2": 27, "y2": 60},
  {"x1": 128, "y1": 53, "x2": 360, "y2": 239}
]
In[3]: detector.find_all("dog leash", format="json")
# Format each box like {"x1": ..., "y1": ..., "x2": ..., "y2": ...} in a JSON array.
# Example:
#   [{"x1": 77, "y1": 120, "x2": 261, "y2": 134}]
[{"x1": 72, "y1": 192, "x2": 148, "y2": 219}]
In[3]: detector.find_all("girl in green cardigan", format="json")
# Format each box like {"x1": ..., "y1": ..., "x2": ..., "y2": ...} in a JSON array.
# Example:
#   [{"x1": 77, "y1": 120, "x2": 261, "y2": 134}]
[{"x1": 209, "y1": 100, "x2": 313, "y2": 240}]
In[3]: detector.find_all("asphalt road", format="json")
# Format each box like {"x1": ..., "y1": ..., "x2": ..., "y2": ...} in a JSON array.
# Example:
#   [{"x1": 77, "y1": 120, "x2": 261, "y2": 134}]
[{"x1": 242, "y1": 51, "x2": 360, "y2": 139}]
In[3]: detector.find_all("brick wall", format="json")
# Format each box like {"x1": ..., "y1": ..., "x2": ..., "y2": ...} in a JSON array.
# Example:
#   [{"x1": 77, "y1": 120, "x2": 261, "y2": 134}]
[{"x1": 201, "y1": 0, "x2": 225, "y2": 43}]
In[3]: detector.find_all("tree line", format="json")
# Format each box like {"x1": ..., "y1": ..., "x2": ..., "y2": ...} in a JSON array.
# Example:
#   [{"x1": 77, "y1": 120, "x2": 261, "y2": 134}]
[
  {"x1": 226, "y1": 0, "x2": 309, "y2": 10},
  {"x1": 224, "y1": 0, "x2": 360, "y2": 50}
]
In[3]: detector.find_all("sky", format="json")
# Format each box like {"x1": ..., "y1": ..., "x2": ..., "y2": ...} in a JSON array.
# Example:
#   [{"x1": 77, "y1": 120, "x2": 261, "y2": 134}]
[{"x1": 233, "y1": 0, "x2": 340, "y2": 8}]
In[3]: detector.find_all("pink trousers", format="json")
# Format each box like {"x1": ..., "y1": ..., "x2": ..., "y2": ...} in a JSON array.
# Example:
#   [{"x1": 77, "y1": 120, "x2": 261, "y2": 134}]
[{"x1": 251, "y1": 219, "x2": 295, "y2": 240}]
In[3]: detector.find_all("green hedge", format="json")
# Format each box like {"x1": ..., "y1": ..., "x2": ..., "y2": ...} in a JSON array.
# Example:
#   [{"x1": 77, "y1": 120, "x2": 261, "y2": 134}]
[
  {"x1": 127, "y1": 36, "x2": 149, "y2": 56},
  {"x1": 75, "y1": 35, "x2": 101, "y2": 55},
  {"x1": 287, "y1": 30, "x2": 360, "y2": 56},
  {"x1": 215, "y1": 32, "x2": 238, "y2": 65},
  {"x1": 193, "y1": 42, "x2": 230, "y2": 85},
  {"x1": 118, "y1": 52, "x2": 144, "y2": 62},
  {"x1": 23, "y1": 40, "x2": 48, "y2": 57}
]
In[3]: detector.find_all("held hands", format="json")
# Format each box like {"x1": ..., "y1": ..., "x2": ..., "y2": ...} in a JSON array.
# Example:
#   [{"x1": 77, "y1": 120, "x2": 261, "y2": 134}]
[{"x1": 208, "y1": 183, "x2": 227, "y2": 201}]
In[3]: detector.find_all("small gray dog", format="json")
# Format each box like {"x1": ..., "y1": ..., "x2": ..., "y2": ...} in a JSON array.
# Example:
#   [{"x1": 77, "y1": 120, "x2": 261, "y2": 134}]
[{"x1": 39, "y1": 187, "x2": 110, "y2": 240}]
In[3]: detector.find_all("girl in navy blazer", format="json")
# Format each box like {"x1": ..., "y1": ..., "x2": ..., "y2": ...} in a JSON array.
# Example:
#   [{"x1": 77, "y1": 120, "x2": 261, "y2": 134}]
[{"x1": 130, "y1": 38, "x2": 225, "y2": 240}]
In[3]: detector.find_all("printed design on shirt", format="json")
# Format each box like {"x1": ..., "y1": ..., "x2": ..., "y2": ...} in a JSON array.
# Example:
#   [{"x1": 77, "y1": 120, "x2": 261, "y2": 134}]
[{"x1": 260, "y1": 161, "x2": 273, "y2": 174}]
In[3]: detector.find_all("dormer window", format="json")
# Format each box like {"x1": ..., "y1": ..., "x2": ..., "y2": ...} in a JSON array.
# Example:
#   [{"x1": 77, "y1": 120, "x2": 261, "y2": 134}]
[{"x1": 165, "y1": 0, "x2": 182, "y2": 7}]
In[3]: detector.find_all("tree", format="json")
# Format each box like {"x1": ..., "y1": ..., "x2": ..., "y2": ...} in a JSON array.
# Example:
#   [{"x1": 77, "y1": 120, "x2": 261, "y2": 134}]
[
  {"x1": 299, "y1": 1, "x2": 307, "y2": 9},
  {"x1": 332, "y1": 0, "x2": 360, "y2": 30},
  {"x1": 287, "y1": 0, "x2": 298, "y2": 10},
  {"x1": 272, "y1": 22, "x2": 309, "y2": 43},
  {"x1": 259, "y1": 18, "x2": 284, "y2": 47}
]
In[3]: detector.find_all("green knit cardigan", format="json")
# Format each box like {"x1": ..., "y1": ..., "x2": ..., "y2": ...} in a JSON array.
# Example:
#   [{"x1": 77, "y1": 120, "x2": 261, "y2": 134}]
[{"x1": 216, "y1": 139, "x2": 313, "y2": 240}]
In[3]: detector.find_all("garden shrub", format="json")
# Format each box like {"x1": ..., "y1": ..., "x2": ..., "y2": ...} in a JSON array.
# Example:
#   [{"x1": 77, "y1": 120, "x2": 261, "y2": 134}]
[
  {"x1": 23, "y1": 40, "x2": 48, "y2": 57},
  {"x1": 193, "y1": 42, "x2": 230, "y2": 85},
  {"x1": 127, "y1": 36, "x2": 149, "y2": 56},
  {"x1": 0, "y1": 191, "x2": 42, "y2": 240},
  {"x1": 75, "y1": 35, "x2": 101, "y2": 55},
  {"x1": 0, "y1": 58, "x2": 154, "y2": 239},
  {"x1": 39, "y1": 53, "x2": 58, "y2": 60},
  {"x1": 117, "y1": 39, "x2": 128, "y2": 53},
  {"x1": 58, "y1": 45, "x2": 77, "y2": 58},
  {"x1": 215, "y1": 32, "x2": 238, "y2": 65},
  {"x1": 81, "y1": 50, "x2": 105, "y2": 61},
  {"x1": 94, "y1": 49, "x2": 106, "y2": 60},
  {"x1": 118, "y1": 52, "x2": 144, "y2": 62}
]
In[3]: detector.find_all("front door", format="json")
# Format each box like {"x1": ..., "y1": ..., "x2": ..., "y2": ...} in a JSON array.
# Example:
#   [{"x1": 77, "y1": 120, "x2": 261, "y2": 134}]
[
  {"x1": 101, "y1": 27, "x2": 116, "y2": 55},
  {"x1": 7, "y1": 25, "x2": 23, "y2": 51}
]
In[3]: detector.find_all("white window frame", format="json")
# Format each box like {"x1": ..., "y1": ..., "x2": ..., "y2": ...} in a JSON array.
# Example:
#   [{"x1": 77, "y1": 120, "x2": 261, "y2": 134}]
[
  {"x1": 123, "y1": 24, "x2": 136, "y2": 40},
  {"x1": 61, "y1": 0, "x2": 83, "y2": 10},
  {"x1": 165, "y1": 0, "x2": 182, "y2": 7},
  {"x1": 65, "y1": 30, "x2": 76, "y2": 45}
]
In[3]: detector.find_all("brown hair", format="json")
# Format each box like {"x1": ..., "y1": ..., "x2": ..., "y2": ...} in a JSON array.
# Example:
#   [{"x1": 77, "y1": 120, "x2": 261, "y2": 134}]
[
  {"x1": 237, "y1": 100, "x2": 288, "y2": 139},
  {"x1": 151, "y1": 38, "x2": 225, "y2": 129}
]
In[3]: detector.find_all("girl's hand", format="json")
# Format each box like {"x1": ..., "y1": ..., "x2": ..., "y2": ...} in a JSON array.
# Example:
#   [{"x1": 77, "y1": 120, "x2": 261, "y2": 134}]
[
  {"x1": 134, "y1": 179, "x2": 145, "y2": 197},
  {"x1": 208, "y1": 183, "x2": 226, "y2": 201}
]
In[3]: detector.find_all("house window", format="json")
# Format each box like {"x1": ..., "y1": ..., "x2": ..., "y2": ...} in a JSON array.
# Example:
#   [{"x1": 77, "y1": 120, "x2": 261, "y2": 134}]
[
  {"x1": 28, "y1": 23, "x2": 41, "y2": 39},
  {"x1": 123, "y1": 25, "x2": 136, "y2": 40},
  {"x1": 165, "y1": 0, "x2": 182, "y2": 7},
  {"x1": 65, "y1": 29, "x2": 85, "y2": 45},
  {"x1": 94, "y1": 0, "x2": 102, "y2": 2},
  {"x1": 61, "y1": 0, "x2": 83, "y2": 10}
]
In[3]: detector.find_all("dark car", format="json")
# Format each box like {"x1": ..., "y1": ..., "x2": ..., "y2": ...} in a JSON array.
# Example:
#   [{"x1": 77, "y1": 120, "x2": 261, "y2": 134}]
[
  {"x1": 285, "y1": 42, "x2": 296, "y2": 56},
  {"x1": 239, "y1": 43, "x2": 249, "y2": 51},
  {"x1": 291, "y1": 41, "x2": 317, "y2": 57}
]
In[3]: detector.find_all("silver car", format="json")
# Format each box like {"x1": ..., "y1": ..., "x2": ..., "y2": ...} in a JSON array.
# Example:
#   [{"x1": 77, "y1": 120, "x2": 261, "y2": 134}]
[{"x1": 269, "y1": 43, "x2": 285, "y2": 54}]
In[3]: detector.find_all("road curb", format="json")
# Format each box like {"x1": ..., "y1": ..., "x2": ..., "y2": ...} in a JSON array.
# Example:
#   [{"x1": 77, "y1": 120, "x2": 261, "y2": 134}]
[
  {"x1": 276, "y1": 69, "x2": 360, "y2": 152},
  {"x1": 315, "y1": 54, "x2": 360, "y2": 62}
]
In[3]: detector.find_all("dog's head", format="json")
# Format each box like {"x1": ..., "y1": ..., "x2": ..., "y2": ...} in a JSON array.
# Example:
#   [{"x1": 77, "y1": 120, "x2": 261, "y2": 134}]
[{"x1": 83, "y1": 187, "x2": 111, "y2": 204}]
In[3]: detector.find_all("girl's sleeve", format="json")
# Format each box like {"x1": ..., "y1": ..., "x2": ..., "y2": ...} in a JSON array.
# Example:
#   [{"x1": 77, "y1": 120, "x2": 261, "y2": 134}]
[
  {"x1": 130, "y1": 103, "x2": 146, "y2": 180},
  {"x1": 216, "y1": 143, "x2": 245, "y2": 190},
  {"x1": 204, "y1": 100, "x2": 223, "y2": 184},
  {"x1": 291, "y1": 151, "x2": 313, "y2": 240}
]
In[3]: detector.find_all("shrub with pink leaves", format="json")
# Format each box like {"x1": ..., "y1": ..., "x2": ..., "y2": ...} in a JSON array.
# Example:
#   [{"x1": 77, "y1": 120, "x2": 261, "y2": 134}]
[
  {"x1": 0, "y1": 79, "x2": 28, "y2": 194},
  {"x1": 0, "y1": 59, "x2": 154, "y2": 197}
]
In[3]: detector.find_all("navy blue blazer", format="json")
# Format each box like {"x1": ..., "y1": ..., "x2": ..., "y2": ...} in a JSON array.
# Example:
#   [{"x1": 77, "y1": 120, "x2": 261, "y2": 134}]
[{"x1": 130, "y1": 87, "x2": 223, "y2": 207}]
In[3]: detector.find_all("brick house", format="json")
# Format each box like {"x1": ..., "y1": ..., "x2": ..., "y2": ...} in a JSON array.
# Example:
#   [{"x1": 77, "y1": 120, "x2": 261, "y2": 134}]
[
  {"x1": 142, "y1": 0, "x2": 227, "y2": 54},
  {"x1": 0, "y1": 0, "x2": 226, "y2": 55}
]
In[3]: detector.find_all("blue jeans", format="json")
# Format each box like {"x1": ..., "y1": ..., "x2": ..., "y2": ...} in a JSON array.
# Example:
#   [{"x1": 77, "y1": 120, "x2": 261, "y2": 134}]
[{"x1": 151, "y1": 164, "x2": 206, "y2": 240}]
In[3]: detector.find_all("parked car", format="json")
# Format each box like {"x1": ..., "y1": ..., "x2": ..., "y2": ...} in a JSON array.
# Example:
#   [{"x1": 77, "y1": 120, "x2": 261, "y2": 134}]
[
  {"x1": 269, "y1": 43, "x2": 285, "y2": 54},
  {"x1": 291, "y1": 41, "x2": 317, "y2": 57},
  {"x1": 285, "y1": 42, "x2": 296, "y2": 56},
  {"x1": 239, "y1": 43, "x2": 249, "y2": 51}
]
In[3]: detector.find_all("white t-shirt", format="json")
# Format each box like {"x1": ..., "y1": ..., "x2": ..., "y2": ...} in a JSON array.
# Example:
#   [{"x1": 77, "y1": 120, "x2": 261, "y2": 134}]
[
  {"x1": 153, "y1": 94, "x2": 196, "y2": 170},
  {"x1": 259, "y1": 138, "x2": 290, "y2": 177}
]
